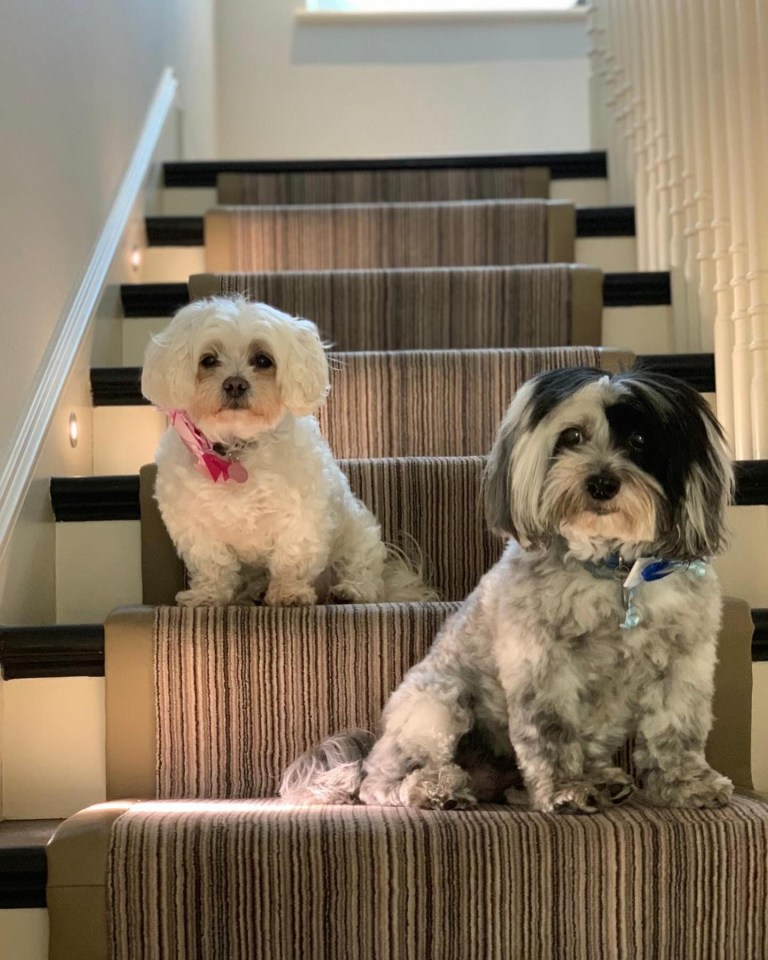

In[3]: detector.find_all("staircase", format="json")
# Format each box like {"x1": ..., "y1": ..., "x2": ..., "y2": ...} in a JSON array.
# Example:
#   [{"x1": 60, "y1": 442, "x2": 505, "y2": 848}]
[{"x1": 1, "y1": 149, "x2": 768, "y2": 958}]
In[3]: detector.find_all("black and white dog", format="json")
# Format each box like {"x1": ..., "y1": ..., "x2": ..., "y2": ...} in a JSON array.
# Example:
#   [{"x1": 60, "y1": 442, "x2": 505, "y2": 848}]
[{"x1": 281, "y1": 367, "x2": 735, "y2": 813}]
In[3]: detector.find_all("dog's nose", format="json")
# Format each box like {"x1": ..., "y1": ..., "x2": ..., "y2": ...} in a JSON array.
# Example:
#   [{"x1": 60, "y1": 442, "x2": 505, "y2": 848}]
[
  {"x1": 222, "y1": 376, "x2": 250, "y2": 399},
  {"x1": 586, "y1": 473, "x2": 621, "y2": 501}
]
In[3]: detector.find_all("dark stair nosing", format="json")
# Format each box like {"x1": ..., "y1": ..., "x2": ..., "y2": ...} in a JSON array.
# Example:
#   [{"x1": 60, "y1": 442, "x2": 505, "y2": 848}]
[
  {"x1": 753, "y1": 609, "x2": 768, "y2": 662},
  {"x1": 144, "y1": 207, "x2": 634, "y2": 247},
  {"x1": 163, "y1": 151, "x2": 609, "y2": 188},
  {"x1": 0, "y1": 624, "x2": 105, "y2": 680},
  {"x1": 50, "y1": 462, "x2": 768, "y2": 523},
  {"x1": 145, "y1": 216, "x2": 205, "y2": 247},
  {"x1": 95, "y1": 354, "x2": 713, "y2": 407},
  {"x1": 733, "y1": 461, "x2": 768, "y2": 507},
  {"x1": 635, "y1": 354, "x2": 715, "y2": 393},
  {"x1": 120, "y1": 272, "x2": 671, "y2": 319},
  {"x1": 602, "y1": 272, "x2": 671, "y2": 307},
  {"x1": 91, "y1": 367, "x2": 147, "y2": 406},
  {"x1": 120, "y1": 282, "x2": 189, "y2": 318},
  {"x1": 0, "y1": 820, "x2": 60, "y2": 909},
  {"x1": 50, "y1": 475, "x2": 140, "y2": 522},
  {"x1": 2, "y1": 612, "x2": 766, "y2": 678},
  {"x1": 575, "y1": 206, "x2": 635, "y2": 238}
]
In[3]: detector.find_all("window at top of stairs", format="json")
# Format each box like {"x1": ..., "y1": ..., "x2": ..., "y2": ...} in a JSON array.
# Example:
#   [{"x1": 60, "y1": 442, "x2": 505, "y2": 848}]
[{"x1": 304, "y1": 0, "x2": 583, "y2": 14}]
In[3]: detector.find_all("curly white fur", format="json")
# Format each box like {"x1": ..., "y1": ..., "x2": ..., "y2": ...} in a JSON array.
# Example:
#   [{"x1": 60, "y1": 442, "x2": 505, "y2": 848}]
[
  {"x1": 142, "y1": 297, "x2": 435, "y2": 606},
  {"x1": 281, "y1": 367, "x2": 735, "y2": 813}
]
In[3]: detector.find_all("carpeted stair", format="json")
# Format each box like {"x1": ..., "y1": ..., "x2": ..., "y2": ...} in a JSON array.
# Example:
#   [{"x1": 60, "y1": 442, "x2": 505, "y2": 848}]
[{"x1": 204, "y1": 199, "x2": 575, "y2": 272}]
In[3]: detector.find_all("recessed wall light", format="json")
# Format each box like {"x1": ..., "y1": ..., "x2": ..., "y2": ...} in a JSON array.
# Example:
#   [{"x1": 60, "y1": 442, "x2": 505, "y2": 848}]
[
  {"x1": 130, "y1": 246, "x2": 142, "y2": 273},
  {"x1": 68, "y1": 413, "x2": 79, "y2": 448}
]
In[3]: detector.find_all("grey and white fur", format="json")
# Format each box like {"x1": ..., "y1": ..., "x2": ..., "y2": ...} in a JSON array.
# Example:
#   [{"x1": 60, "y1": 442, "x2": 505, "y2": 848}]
[{"x1": 280, "y1": 367, "x2": 735, "y2": 813}]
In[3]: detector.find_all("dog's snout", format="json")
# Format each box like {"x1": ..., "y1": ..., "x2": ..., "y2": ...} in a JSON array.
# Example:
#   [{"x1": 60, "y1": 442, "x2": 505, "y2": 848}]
[
  {"x1": 222, "y1": 376, "x2": 250, "y2": 399},
  {"x1": 585, "y1": 473, "x2": 621, "y2": 502}
]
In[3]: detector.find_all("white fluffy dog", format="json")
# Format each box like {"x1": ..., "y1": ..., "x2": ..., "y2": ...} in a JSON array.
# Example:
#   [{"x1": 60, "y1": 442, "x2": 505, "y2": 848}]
[
  {"x1": 142, "y1": 297, "x2": 434, "y2": 607},
  {"x1": 281, "y1": 367, "x2": 735, "y2": 813}
]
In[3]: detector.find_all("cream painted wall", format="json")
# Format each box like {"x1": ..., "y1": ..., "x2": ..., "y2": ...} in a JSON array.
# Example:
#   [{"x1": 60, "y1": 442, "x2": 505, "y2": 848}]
[
  {"x1": 215, "y1": 5, "x2": 590, "y2": 158},
  {"x1": 0, "y1": 0, "x2": 215, "y2": 478}
]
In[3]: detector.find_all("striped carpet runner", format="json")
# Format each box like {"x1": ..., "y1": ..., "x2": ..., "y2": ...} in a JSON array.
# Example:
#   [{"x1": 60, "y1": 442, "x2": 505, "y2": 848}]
[
  {"x1": 204, "y1": 199, "x2": 575, "y2": 272},
  {"x1": 217, "y1": 164, "x2": 550, "y2": 204},
  {"x1": 154, "y1": 603, "x2": 461, "y2": 799},
  {"x1": 108, "y1": 795, "x2": 768, "y2": 960},
  {"x1": 189, "y1": 264, "x2": 604, "y2": 349},
  {"x1": 317, "y1": 348, "x2": 631, "y2": 457}
]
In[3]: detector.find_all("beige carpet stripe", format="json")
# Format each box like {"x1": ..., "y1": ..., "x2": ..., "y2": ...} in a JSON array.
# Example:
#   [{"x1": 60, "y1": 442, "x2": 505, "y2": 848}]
[
  {"x1": 108, "y1": 796, "x2": 768, "y2": 960},
  {"x1": 319, "y1": 347, "x2": 614, "y2": 457},
  {"x1": 338, "y1": 456, "x2": 500, "y2": 601},
  {"x1": 201, "y1": 264, "x2": 600, "y2": 350},
  {"x1": 191, "y1": 265, "x2": 606, "y2": 349},
  {"x1": 155, "y1": 603, "x2": 463, "y2": 799},
  {"x1": 216, "y1": 166, "x2": 550, "y2": 204},
  {"x1": 210, "y1": 264, "x2": 587, "y2": 348},
  {"x1": 205, "y1": 200, "x2": 569, "y2": 272}
]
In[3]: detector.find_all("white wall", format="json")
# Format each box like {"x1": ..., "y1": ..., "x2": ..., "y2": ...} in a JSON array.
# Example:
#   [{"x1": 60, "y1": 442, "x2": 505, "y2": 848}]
[
  {"x1": 0, "y1": 0, "x2": 215, "y2": 489},
  {"x1": 215, "y1": 5, "x2": 589, "y2": 158}
]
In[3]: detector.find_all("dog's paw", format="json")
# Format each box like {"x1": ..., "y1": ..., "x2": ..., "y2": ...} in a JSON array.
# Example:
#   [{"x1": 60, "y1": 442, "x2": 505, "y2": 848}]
[
  {"x1": 399, "y1": 764, "x2": 478, "y2": 810},
  {"x1": 592, "y1": 768, "x2": 635, "y2": 806},
  {"x1": 642, "y1": 769, "x2": 733, "y2": 808},
  {"x1": 502, "y1": 785, "x2": 530, "y2": 808},
  {"x1": 264, "y1": 583, "x2": 317, "y2": 607},
  {"x1": 538, "y1": 782, "x2": 602, "y2": 815},
  {"x1": 175, "y1": 587, "x2": 232, "y2": 607},
  {"x1": 331, "y1": 580, "x2": 380, "y2": 604}
]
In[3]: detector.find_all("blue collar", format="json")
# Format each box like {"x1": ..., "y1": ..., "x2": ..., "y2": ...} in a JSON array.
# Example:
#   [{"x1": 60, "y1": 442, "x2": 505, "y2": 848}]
[{"x1": 583, "y1": 554, "x2": 708, "y2": 629}]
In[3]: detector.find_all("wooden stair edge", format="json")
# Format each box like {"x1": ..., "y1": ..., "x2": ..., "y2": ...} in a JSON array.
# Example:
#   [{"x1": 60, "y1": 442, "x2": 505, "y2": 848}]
[{"x1": 162, "y1": 151, "x2": 609, "y2": 188}]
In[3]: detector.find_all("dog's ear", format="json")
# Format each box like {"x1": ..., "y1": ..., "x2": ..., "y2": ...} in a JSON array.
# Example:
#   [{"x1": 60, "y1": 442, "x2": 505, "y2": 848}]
[
  {"x1": 272, "y1": 317, "x2": 330, "y2": 416},
  {"x1": 672, "y1": 406, "x2": 734, "y2": 559},
  {"x1": 624, "y1": 371, "x2": 735, "y2": 560},
  {"x1": 484, "y1": 415, "x2": 518, "y2": 539},
  {"x1": 141, "y1": 303, "x2": 203, "y2": 410},
  {"x1": 484, "y1": 383, "x2": 547, "y2": 548}
]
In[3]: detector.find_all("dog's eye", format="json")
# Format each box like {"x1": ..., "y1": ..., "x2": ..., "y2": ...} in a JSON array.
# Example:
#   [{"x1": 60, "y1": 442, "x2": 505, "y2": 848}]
[
  {"x1": 251, "y1": 353, "x2": 274, "y2": 370},
  {"x1": 628, "y1": 431, "x2": 646, "y2": 452},
  {"x1": 199, "y1": 354, "x2": 219, "y2": 369},
  {"x1": 557, "y1": 427, "x2": 584, "y2": 449}
]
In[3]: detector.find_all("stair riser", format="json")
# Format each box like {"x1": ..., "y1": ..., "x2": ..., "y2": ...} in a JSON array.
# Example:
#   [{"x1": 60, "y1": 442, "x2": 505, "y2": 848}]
[
  {"x1": 0, "y1": 911, "x2": 48, "y2": 960},
  {"x1": 1, "y1": 676, "x2": 106, "y2": 819},
  {"x1": 120, "y1": 303, "x2": 672, "y2": 368},
  {"x1": 55, "y1": 522, "x2": 141, "y2": 623},
  {"x1": 53, "y1": 504, "x2": 768, "y2": 625},
  {"x1": 158, "y1": 179, "x2": 611, "y2": 218},
  {"x1": 576, "y1": 236, "x2": 637, "y2": 274},
  {"x1": 93, "y1": 408, "x2": 165, "y2": 476},
  {"x1": 549, "y1": 178, "x2": 610, "y2": 206},
  {"x1": 137, "y1": 246, "x2": 205, "y2": 284},
  {"x1": 135, "y1": 235, "x2": 637, "y2": 285},
  {"x1": 3, "y1": 666, "x2": 767, "y2": 821}
]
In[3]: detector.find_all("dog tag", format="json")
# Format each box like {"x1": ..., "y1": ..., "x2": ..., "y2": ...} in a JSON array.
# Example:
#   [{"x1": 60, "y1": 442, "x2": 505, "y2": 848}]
[{"x1": 226, "y1": 461, "x2": 248, "y2": 483}]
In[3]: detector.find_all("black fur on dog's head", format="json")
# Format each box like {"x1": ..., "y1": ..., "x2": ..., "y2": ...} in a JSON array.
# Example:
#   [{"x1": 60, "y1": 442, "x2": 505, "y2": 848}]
[{"x1": 484, "y1": 367, "x2": 733, "y2": 561}]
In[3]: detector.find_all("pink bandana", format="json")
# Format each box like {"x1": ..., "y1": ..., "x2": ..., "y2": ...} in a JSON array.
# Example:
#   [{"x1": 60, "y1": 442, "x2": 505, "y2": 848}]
[{"x1": 163, "y1": 409, "x2": 248, "y2": 483}]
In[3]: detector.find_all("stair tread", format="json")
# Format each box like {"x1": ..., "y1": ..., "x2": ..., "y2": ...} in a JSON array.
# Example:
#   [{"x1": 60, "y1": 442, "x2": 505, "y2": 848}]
[
  {"x1": 120, "y1": 271, "x2": 672, "y2": 317},
  {"x1": 0, "y1": 623, "x2": 105, "y2": 679},
  {"x1": 49, "y1": 461, "x2": 768, "y2": 520},
  {"x1": 2, "y1": 614, "x2": 766, "y2": 677},
  {"x1": 91, "y1": 352, "x2": 715, "y2": 406},
  {"x1": 0, "y1": 820, "x2": 60, "y2": 909},
  {"x1": 163, "y1": 151, "x2": 609, "y2": 188},
  {"x1": 144, "y1": 205, "x2": 635, "y2": 247}
]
